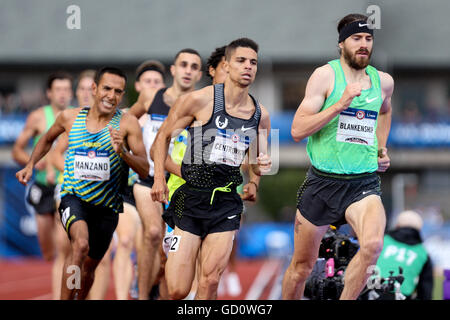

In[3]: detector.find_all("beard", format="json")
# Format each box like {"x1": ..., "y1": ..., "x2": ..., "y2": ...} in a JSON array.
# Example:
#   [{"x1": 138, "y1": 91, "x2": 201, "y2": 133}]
[{"x1": 343, "y1": 46, "x2": 372, "y2": 70}]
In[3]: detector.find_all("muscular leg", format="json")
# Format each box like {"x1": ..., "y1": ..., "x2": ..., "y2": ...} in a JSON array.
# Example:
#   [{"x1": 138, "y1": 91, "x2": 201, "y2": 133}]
[
  {"x1": 282, "y1": 210, "x2": 328, "y2": 300},
  {"x1": 113, "y1": 202, "x2": 139, "y2": 299},
  {"x1": 133, "y1": 183, "x2": 164, "y2": 300},
  {"x1": 87, "y1": 243, "x2": 112, "y2": 300},
  {"x1": 78, "y1": 256, "x2": 102, "y2": 300},
  {"x1": 340, "y1": 195, "x2": 386, "y2": 300},
  {"x1": 35, "y1": 213, "x2": 55, "y2": 261},
  {"x1": 196, "y1": 231, "x2": 235, "y2": 300},
  {"x1": 53, "y1": 212, "x2": 71, "y2": 300},
  {"x1": 165, "y1": 227, "x2": 201, "y2": 300},
  {"x1": 60, "y1": 220, "x2": 90, "y2": 300}
]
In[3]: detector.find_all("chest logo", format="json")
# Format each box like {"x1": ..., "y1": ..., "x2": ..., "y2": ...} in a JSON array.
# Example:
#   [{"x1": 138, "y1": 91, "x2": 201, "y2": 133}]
[
  {"x1": 241, "y1": 125, "x2": 254, "y2": 132},
  {"x1": 215, "y1": 116, "x2": 228, "y2": 129},
  {"x1": 356, "y1": 110, "x2": 365, "y2": 120}
]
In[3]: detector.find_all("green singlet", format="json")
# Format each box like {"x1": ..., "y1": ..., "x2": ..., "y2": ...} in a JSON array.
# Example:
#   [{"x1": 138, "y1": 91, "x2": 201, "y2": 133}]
[
  {"x1": 33, "y1": 105, "x2": 60, "y2": 185},
  {"x1": 306, "y1": 59, "x2": 383, "y2": 174}
]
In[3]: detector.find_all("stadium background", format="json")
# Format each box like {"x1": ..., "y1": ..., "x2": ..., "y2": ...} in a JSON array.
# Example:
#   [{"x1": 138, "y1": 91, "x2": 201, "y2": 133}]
[{"x1": 0, "y1": 0, "x2": 449, "y2": 299}]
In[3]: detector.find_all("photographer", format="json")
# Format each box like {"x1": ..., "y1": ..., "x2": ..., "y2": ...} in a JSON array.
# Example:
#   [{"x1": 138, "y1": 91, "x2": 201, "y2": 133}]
[{"x1": 375, "y1": 210, "x2": 433, "y2": 300}]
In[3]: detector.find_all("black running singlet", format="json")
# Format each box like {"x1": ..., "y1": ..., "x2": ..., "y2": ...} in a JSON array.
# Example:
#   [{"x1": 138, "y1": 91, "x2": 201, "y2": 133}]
[{"x1": 181, "y1": 83, "x2": 261, "y2": 189}]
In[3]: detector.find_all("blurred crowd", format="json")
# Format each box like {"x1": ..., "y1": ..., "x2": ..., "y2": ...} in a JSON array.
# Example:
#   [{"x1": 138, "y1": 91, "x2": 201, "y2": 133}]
[{"x1": 1, "y1": 87, "x2": 449, "y2": 122}]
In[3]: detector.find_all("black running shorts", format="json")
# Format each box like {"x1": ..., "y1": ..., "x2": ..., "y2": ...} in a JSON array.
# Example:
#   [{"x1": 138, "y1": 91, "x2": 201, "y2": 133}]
[
  {"x1": 26, "y1": 181, "x2": 57, "y2": 215},
  {"x1": 162, "y1": 184, "x2": 243, "y2": 239},
  {"x1": 296, "y1": 166, "x2": 382, "y2": 227},
  {"x1": 59, "y1": 194, "x2": 118, "y2": 260},
  {"x1": 135, "y1": 175, "x2": 154, "y2": 188},
  {"x1": 121, "y1": 185, "x2": 136, "y2": 208}
]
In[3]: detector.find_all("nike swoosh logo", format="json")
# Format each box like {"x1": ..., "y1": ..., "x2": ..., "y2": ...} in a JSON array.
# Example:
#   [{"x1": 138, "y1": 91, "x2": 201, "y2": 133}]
[
  {"x1": 241, "y1": 125, "x2": 254, "y2": 132},
  {"x1": 362, "y1": 191, "x2": 371, "y2": 195},
  {"x1": 227, "y1": 215, "x2": 237, "y2": 220},
  {"x1": 359, "y1": 23, "x2": 368, "y2": 27},
  {"x1": 366, "y1": 97, "x2": 377, "y2": 103}
]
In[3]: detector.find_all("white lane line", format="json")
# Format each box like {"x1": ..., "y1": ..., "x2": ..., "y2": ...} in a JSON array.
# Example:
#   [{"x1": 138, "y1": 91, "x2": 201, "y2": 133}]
[{"x1": 245, "y1": 259, "x2": 279, "y2": 300}]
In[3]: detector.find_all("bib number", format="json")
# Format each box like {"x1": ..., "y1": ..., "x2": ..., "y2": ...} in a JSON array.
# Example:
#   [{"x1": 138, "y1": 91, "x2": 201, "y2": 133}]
[
  {"x1": 336, "y1": 108, "x2": 377, "y2": 146},
  {"x1": 74, "y1": 149, "x2": 110, "y2": 181},
  {"x1": 209, "y1": 130, "x2": 249, "y2": 167}
]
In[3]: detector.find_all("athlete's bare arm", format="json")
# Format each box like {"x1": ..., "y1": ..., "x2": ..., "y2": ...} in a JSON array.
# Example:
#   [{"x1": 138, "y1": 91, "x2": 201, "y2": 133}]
[
  {"x1": 150, "y1": 87, "x2": 213, "y2": 203},
  {"x1": 128, "y1": 87, "x2": 158, "y2": 119},
  {"x1": 109, "y1": 113, "x2": 149, "y2": 179},
  {"x1": 376, "y1": 71, "x2": 394, "y2": 172},
  {"x1": 291, "y1": 64, "x2": 362, "y2": 142},
  {"x1": 15, "y1": 108, "x2": 78, "y2": 185},
  {"x1": 164, "y1": 155, "x2": 182, "y2": 177},
  {"x1": 249, "y1": 104, "x2": 271, "y2": 176},
  {"x1": 12, "y1": 108, "x2": 44, "y2": 168},
  {"x1": 49, "y1": 132, "x2": 69, "y2": 172}
]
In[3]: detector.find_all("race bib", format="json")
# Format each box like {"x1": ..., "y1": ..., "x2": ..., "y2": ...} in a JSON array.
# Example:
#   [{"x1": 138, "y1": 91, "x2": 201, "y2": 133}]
[
  {"x1": 336, "y1": 107, "x2": 378, "y2": 145},
  {"x1": 74, "y1": 149, "x2": 110, "y2": 181},
  {"x1": 209, "y1": 130, "x2": 249, "y2": 167},
  {"x1": 150, "y1": 114, "x2": 167, "y2": 133}
]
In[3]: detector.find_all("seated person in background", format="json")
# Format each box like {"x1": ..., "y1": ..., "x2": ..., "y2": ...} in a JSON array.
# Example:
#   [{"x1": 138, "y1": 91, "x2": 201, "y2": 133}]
[{"x1": 375, "y1": 210, "x2": 433, "y2": 300}]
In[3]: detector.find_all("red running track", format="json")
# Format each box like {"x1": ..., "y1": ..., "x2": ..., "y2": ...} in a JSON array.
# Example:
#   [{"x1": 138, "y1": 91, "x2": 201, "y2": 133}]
[{"x1": 0, "y1": 258, "x2": 284, "y2": 300}]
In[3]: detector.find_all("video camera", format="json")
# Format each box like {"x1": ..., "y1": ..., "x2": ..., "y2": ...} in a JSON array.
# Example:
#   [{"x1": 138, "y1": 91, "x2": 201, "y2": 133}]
[
  {"x1": 304, "y1": 227, "x2": 359, "y2": 300},
  {"x1": 304, "y1": 227, "x2": 406, "y2": 300}
]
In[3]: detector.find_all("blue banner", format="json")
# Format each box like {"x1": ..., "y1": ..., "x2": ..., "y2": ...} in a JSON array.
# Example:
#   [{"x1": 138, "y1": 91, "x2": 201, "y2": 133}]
[
  {"x1": 270, "y1": 112, "x2": 450, "y2": 147},
  {"x1": 0, "y1": 166, "x2": 41, "y2": 258},
  {"x1": 1, "y1": 114, "x2": 450, "y2": 147},
  {"x1": 389, "y1": 122, "x2": 450, "y2": 147},
  {"x1": 0, "y1": 115, "x2": 26, "y2": 145}
]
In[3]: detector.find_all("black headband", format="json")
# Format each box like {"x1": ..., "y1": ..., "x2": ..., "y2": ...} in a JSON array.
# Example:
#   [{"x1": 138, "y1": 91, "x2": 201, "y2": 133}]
[
  {"x1": 136, "y1": 65, "x2": 165, "y2": 81},
  {"x1": 338, "y1": 20, "x2": 374, "y2": 43}
]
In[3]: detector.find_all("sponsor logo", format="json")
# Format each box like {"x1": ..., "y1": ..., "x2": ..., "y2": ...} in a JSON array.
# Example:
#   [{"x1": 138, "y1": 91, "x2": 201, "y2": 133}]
[
  {"x1": 215, "y1": 116, "x2": 228, "y2": 129},
  {"x1": 61, "y1": 207, "x2": 71, "y2": 226},
  {"x1": 345, "y1": 137, "x2": 368, "y2": 145},
  {"x1": 241, "y1": 125, "x2": 254, "y2": 132},
  {"x1": 82, "y1": 142, "x2": 101, "y2": 148},
  {"x1": 366, "y1": 97, "x2": 377, "y2": 103},
  {"x1": 356, "y1": 110, "x2": 366, "y2": 120}
]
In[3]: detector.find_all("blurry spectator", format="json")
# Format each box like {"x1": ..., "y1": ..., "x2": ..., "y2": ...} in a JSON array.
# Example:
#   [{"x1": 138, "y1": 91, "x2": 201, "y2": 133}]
[
  {"x1": 75, "y1": 69, "x2": 96, "y2": 107},
  {"x1": 401, "y1": 100, "x2": 422, "y2": 124},
  {"x1": 0, "y1": 93, "x2": 4, "y2": 115},
  {"x1": 376, "y1": 210, "x2": 433, "y2": 300},
  {"x1": 446, "y1": 98, "x2": 450, "y2": 122},
  {"x1": 423, "y1": 97, "x2": 444, "y2": 123}
]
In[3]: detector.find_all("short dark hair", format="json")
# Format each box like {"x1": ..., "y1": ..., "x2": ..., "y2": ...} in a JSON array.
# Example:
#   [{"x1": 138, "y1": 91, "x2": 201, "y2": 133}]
[
  {"x1": 94, "y1": 67, "x2": 127, "y2": 86},
  {"x1": 47, "y1": 71, "x2": 73, "y2": 90},
  {"x1": 135, "y1": 60, "x2": 166, "y2": 82},
  {"x1": 225, "y1": 38, "x2": 259, "y2": 61},
  {"x1": 206, "y1": 46, "x2": 226, "y2": 80},
  {"x1": 174, "y1": 48, "x2": 202, "y2": 65},
  {"x1": 337, "y1": 13, "x2": 368, "y2": 33}
]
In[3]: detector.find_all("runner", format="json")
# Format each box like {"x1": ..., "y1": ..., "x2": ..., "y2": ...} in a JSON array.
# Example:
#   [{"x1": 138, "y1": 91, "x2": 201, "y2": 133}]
[
  {"x1": 150, "y1": 38, "x2": 272, "y2": 300},
  {"x1": 115, "y1": 60, "x2": 166, "y2": 300},
  {"x1": 128, "y1": 49, "x2": 202, "y2": 299},
  {"x1": 50, "y1": 70, "x2": 113, "y2": 300},
  {"x1": 12, "y1": 71, "x2": 73, "y2": 299},
  {"x1": 16, "y1": 67, "x2": 149, "y2": 299},
  {"x1": 281, "y1": 13, "x2": 394, "y2": 300}
]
